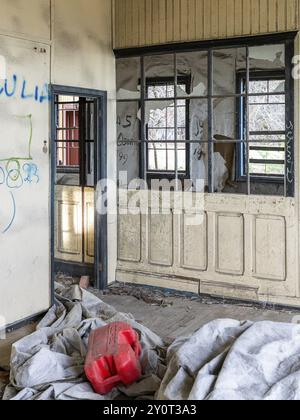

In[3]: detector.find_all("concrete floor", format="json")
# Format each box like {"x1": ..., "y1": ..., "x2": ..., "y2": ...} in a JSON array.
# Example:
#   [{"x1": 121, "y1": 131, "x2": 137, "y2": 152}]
[
  {"x1": 0, "y1": 323, "x2": 36, "y2": 398},
  {"x1": 0, "y1": 323, "x2": 36, "y2": 370},
  {"x1": 0, "y1": 286, "x2": 298, "y2": 382},
  {"x1": 100, "y1": 289, "x2": 298, "y2": 342}
]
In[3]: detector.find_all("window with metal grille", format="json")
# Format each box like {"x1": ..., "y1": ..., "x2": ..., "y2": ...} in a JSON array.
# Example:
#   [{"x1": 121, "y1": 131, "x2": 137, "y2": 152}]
[
  {"x1": 56, "y1": 96, "x2": 80, "y2": 170},
  {"x1": 238, "y1": 73, "x2": 286, "y2": 179},
  {"x1": 116, "y1": 35, "x2": 295, "y2": 197},
  {"x1": 146, "y1": 79, "x2": 189, "y2": 179}
]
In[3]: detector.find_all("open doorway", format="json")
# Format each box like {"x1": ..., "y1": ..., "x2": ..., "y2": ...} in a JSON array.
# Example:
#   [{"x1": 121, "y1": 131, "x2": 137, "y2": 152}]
[{"x1": 50, "y1": 86, "x2": 107, "y2": 296}]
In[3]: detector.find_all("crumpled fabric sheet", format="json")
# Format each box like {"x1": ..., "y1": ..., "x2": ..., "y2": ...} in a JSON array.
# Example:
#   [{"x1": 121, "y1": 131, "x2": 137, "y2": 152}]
[
  {"x1": 3, "y1": 284, "x2": 166, "y2": 401},
  {"x1": 156, "y1": 319, "x2": 300, "y2": 401},
  {"x1": 4, "y1": 285, "x2": 300, "y2": 401}
]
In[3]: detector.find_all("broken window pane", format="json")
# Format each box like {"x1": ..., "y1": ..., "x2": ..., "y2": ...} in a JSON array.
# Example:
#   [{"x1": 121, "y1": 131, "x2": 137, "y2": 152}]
[
  {"x1": 115, "y1": 39, "x2": 292, "y2": 196},
  {"x1": 213, "y1": 97, "x2": 240, "y2": 141},
  {"x1": 145, "y1": 54, "x2": 175, "y2": 99},
  {"x1": 213, "y1": 141, "x2": 244, "y2": 194},
  {"x1": 116, "y1": 57, "x2": 141, "y2": 100},
  {"x1": 213, "y1": 48, "x2": 246, "y2": 95},
  {"x1": 176, "y1": 51, "x2": 208, "y2": 97},
  {"x1": 146, "y1": 99, "x2": 187, "y2": 175},
  {"x1": 249, "y1": 44, "x2": 285, "y2": 71},
  {"x1": 249, "y1": 101, "x2": 285, "y2": 132}
]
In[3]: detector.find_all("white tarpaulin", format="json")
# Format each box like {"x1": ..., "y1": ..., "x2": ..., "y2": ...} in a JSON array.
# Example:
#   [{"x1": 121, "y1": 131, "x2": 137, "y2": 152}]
[
  {"x1": 3, "y1": 284, "x2": 166, "y2": 401},
  {"x1": 157, "y1": 319, "x2": 300, "y2": 400},
  {"x1": 3, "y1": 284, "x2": 300, "y2": 401}
]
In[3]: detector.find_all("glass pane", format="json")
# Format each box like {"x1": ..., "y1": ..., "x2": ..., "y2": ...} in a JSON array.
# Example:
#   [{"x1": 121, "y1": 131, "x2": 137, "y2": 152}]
[
  {"x1": 249, "y1": 44, "x2": 285, "y2": 71},
  {"x1": 213, "y1": 142, "x2": 245, "y2": 194},
  {"x1": 213, "y1": 97, "x2": 240, "y2": 141},
  {"x1": 116, "y1": 57, "x2": 141, "y2": 100},
  {"x1": 85, "y1": 141, "x2": 95, "y2": 187},
  {"x1": 56, "y1": 170, "x2": 80, "y2": 186},
  {"x1": 56, "y1": 142, "x2": 80, "y2": 168},
  {"x1": 176, "y1": 51, "x2": 208, "y2": 97},
  {"x1": 249, "y1": 100, "x2": 285, "y2": 132},
  {"x1": 145, "y1": 100, "x2": 175, "y2": 131},
  {"x1": 145, "y1": 54, "x2": 175, "y2": 99},
  {"x1": 177, "y1": 102, "x2": 186, "y2": 128},
  {"x1": 188, "y1": 100, "x2": 208, "y2": 191},
  {"x1": 213, "y1": 48, "x2": 246, "y2": 95},
  {"x1": 177, "y1": 143, "x2": 186, "y2": 172},
  {"x1": 189, "y1": 99, "x2": 208, "y2": 141},
  {"x1": 249, "y1": 162, "x2": 284, "y2": 176},
  {"x1": 117, "y1": 101, "x2": 140, "y2": 186},
  {"x1": 249, "y1": 133, "x2": 285, "y2": 146},
  {"x1": 249, "y1": 78, "x2": 285, "y2": 99},
  {"x1": 250, "y1": 149, "x2": 285, "y2": 162},
  {"x1": 148, "y1": 143, "x2": 176, "y2": 172}
]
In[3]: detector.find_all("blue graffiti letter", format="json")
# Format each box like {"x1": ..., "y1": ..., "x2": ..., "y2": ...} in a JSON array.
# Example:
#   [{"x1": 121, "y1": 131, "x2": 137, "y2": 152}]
[{"x1": 5, "y1": 74, "x2": 17, "y2": 97}]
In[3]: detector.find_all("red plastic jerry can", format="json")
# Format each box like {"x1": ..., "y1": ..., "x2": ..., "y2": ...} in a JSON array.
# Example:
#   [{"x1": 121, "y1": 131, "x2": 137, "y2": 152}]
[{"x1": 84, "y1": 322, "x2": 142, "y2": 395}]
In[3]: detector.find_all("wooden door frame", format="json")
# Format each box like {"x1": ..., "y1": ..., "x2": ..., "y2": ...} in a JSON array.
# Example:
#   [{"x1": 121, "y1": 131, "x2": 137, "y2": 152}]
[{"x1": 50, "y1": 85, "x2": 108, "y2": 304}]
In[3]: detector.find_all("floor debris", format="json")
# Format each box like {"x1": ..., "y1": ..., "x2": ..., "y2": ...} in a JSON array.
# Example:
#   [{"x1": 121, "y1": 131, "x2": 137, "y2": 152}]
[
  {"x1": 79, "y1": 276, "x2": 90, "y2": 290},
  {"x1": 3, "y1": 284, "x2": 166, "y2": 401},
  {"x1": 4, "y1": 285, "x2": 300, "y2": 400},
  {"x1": 104, "y1": 284, "x2": 174, "y2": 308},
  {"x1": 3, "y1": 279, "x2": 300, "y2": 400},
  {"x1": 0, "y1": 370, "x2": 9, "y2": 399}
]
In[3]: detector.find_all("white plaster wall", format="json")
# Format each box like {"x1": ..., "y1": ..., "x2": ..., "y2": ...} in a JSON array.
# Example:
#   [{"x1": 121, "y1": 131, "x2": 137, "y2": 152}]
[
  {"x1": 0, "y1": 0, "x2": 51, "y2": 42},
  {"x1": 51, "y1": 0, "x2": 117, "y2": 287},
  {"x1": 0, "y1": 36, "x2": 51, "y2": 325},
  {"x1": 0, "y1": 0, "x2": 116, "y2": 326}
]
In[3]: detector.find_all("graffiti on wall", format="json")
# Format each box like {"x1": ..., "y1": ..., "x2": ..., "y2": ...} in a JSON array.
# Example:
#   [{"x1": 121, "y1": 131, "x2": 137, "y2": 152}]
[
  {"x1": 0, "y1": 74, "x2": 50, "y2": 103},
  {"x1": 0, "y1": 114, "x2": 40, "y2": 234}
]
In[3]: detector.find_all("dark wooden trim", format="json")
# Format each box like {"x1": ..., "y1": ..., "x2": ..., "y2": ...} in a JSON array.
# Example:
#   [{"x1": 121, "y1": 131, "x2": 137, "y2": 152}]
[{"x1": 114, "y1": 32, "x2": 298, "y2": 58}]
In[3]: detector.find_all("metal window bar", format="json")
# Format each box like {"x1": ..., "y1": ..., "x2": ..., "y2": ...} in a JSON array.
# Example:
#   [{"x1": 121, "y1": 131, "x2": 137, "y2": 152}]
[
  {"x1": 246, "y1": 47, "x2": 250, "y2": 195},
  {"x1": 174, "y1": 53, "x2": 178, "y2": 189},
  {"x1": 116, "y1": 39, "x2": 293, "y2": 196},
  {"x1": 208, "y1": 50, "x2": 213, "y2": 193}
]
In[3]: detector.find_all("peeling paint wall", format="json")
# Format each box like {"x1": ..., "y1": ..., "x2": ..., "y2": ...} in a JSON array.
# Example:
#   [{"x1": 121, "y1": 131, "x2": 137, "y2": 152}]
[
  {"x1": 117, "y1": 193, "x2": 300, "y2": 306},
  {"x1": 0, "y1": 0, "x2": 116, "y2": 326},
  {"x1": 114, "y1": 2, "x2": 300, "y2": 306}
]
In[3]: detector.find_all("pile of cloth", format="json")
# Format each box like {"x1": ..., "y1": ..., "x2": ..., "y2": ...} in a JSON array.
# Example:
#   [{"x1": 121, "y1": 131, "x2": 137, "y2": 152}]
[{"x1": 3, "y1": 284, "x2": 300, "y2": 400}]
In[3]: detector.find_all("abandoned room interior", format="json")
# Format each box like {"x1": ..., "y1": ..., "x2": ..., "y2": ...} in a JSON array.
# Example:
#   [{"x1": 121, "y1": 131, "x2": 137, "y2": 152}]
[{"x1": 2, "y1": 0, "x2": 300, "y2": 402}]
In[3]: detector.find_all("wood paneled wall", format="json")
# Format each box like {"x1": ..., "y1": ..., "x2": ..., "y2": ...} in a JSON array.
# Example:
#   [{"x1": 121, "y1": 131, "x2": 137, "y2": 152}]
[{"x1": 113, "y1": 0, "x2": 300, "y2": 49}]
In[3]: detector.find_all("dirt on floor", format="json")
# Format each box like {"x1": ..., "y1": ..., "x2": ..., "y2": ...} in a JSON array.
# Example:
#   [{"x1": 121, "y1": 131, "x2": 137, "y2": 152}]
[
  {"x1": 2, "y1": 276, "x2": 299, "y2": 389},
  {"x1": 56, "y1": 275, "x2": 300, "y2": 342},
  {"x1": 0, "y1": 370, "x2": 9, "y2": 399}
]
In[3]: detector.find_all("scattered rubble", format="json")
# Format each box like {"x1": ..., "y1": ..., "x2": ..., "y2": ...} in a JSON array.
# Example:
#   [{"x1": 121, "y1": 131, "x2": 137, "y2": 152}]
[
  {"x1": 104, "y1": 284, "x2": 174, "y2": 308},
  {"x1": 55, "y1": 275, "x2": 300, "y2": 316},
  {"x1": 79, "y1": 276, "x2": 90, "y2": 290},
  {"x1": 55, "y1": 273, "x2": 80, "y2": 287},
  {"x1": 0, "y1": 370, "x2": 9, "y2": 400}
]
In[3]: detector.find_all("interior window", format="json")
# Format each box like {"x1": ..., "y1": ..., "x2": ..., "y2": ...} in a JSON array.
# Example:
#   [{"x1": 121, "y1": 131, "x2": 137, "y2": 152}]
[
  {"x1": 116, "y1": 38, "x2": 294, "y2": 197},
  {"x1": 239, "y1": 75, "x2": 286, "y2": 179},
  {"x1": 146, "y1": 80, "x2": 188, "y2": 178}
]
